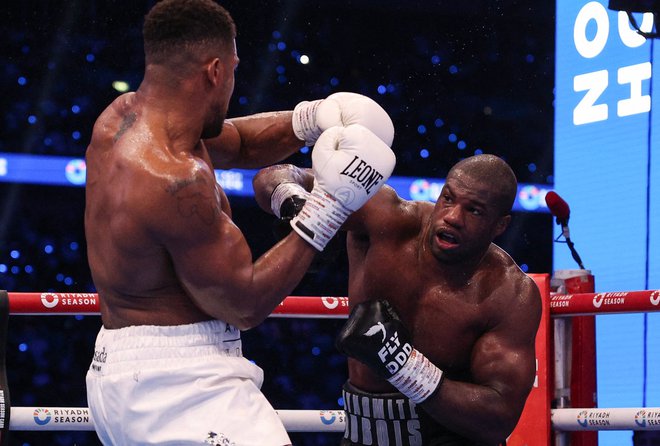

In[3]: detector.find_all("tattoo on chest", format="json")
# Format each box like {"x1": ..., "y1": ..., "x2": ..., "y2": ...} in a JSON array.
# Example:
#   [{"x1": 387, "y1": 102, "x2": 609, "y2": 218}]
[
  {"x1": 113, "y1": 112, "x2": 137, "y2": 142},
  {"x1": 166, "y1": 177, "x2": 220, "y2": 226}
]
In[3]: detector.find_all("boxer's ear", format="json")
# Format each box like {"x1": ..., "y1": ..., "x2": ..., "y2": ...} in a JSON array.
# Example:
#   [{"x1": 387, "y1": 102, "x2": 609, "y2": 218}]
[
  {"x1": 204, "y1": 58, "x2": 223, "y2": 87},
  {"x1": 494, "y1": 214, "x2": 511, "y2": 238}
]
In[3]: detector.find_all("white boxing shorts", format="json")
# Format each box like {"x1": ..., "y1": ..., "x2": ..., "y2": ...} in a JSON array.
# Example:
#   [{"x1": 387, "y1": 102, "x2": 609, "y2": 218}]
[{"x1": 86, "y1": 320, "x2": 291, "y2": 446}]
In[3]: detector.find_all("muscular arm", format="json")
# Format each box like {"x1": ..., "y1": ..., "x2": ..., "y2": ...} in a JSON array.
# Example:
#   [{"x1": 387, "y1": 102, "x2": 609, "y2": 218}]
[
  {"x1": 153, "y1": 164, "x2": 316, "y2": 330},
  {"x1": 252, "y1": 164, "x2": 314, "y2": 213},
  {"x1": 252, "y1": 163, "x2": 403, "y2": 234},
  {"x1": 205, "y1": 111, "x2": 304, "y2": 169},
  {"x1": 422, "y1": 276, "x2": 542, "y2": 444}
]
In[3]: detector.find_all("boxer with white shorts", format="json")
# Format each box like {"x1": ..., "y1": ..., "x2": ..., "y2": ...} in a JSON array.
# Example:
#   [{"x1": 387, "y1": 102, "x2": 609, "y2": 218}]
[
  {"x1": 84, "y1": 0, "x2": 395, "y2": 444},
  {"x1": 86, "y1": 320, "x2": 289, "y2": 445}
]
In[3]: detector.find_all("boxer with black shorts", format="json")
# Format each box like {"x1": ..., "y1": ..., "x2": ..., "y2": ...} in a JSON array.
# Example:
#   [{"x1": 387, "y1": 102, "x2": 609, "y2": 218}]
[
  {"x1": 84, "y1": 1, "x2": 395, "y2": 444},
  {"x1": 254, "y1": 154, "x2": 542, "y2": 445}
]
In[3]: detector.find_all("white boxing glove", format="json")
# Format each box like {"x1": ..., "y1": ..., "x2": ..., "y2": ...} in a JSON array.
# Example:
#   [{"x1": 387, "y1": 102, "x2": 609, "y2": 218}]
[
  {"x1": 292, "y1": 92, "x2": 394, "y2": 147},
  {"x1": 291, "y1": 124, "x2": 396, "y2": 251}
]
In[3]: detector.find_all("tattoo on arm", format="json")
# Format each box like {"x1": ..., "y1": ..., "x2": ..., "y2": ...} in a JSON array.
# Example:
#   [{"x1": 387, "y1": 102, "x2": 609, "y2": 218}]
[
  {"x1": 166, "y1": 177, "x2": 220, "y2": 226},
  {"x1": 113, "y1": 112, "x2": 137, "y2": 142}
]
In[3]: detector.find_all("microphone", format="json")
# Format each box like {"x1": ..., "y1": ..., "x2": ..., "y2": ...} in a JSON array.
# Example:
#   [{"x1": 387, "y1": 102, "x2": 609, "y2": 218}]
[
  {"x1": 545, "y1": 191, "x2": 585, "y2": 270},
  {"x1": 545, "y1": 191, "x2": 572, "y2": 240},
  {"x1": 545, "y1": 191, "x2": 570, "y2": 225}
]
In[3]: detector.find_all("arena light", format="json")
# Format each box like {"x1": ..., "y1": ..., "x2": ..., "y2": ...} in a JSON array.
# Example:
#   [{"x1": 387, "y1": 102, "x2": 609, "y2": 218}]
[{"x1": 111, "y1": 80, "x2": 130, "y2": 93}]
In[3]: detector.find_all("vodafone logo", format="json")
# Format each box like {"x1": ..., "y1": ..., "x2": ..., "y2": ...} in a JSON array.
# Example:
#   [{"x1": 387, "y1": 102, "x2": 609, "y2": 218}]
[
  {"x1": 322, "y1": 297, "x2": 339, "y2": 309},
  {"x1": 635, "y1": 410, "x2": 647, "y2": 428},
  {"x1": 591, "y1": 292, "x2": 627, "y2": 308},
  {"x1": 40, "y1": 293, "x2": 59, "y2": 309},
  {"x1": 33, "y1": 408, "x2": 52, "y2": 426},
  {"x1": 651, "y1": 291, "x2": 660, "y2": 306},
  {"x1": 577, "y1": 410, "x2": 589, "y2": 427},
  {"x1": 592, "y1": 293, "x2": 605, "y2": 308},
  {"x1": 321, "y1": 296, "x2": 348, "y2": 310},
  {"x1": 319, "y1": 411, "x2": 337, "y2": 425}
]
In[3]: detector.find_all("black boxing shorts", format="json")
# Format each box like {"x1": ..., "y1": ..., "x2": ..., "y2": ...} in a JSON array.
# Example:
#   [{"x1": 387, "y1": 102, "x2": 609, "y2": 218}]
[{"x1": 340, "y1": 381, "x2": 501, "y2": 446}]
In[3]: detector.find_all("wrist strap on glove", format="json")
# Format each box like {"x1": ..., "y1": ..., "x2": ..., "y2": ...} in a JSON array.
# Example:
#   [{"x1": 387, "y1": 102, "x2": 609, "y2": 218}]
[
  {"x1": 290, "y1": 185, "x2": 350, "y2": 251},
  {"x1": 387, "y1": 349, "x2": 444, "y2": 404},
  {"x1": 270, "y1": 182, "x2": 309, "y2": 218},
  {"x1": 292, "y1": 100, "x2": 323, "y2": 146}
]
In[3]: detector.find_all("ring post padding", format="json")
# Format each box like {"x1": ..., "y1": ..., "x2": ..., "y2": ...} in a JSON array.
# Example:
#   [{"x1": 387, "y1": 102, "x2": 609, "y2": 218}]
[
  {"x1": 0, "y1": 291, "x2": 10, "y2": 446},
  {"x1": 507, "y1": 274, "x2": 552, "y2": 445}
]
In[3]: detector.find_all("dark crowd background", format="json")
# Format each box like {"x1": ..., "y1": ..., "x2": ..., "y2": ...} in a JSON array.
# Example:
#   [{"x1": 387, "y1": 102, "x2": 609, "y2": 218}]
[{"x1": 1, "y1": 1, "x2": 555, "y2": 444}]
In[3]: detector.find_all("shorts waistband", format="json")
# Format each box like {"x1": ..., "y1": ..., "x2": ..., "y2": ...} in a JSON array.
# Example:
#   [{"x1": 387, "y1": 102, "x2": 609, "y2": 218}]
[
  {"x1": 343, "y1": 381, "x2": 418, "y2": 420},
  {"x1": 98, "y1": 320, "x2": 240, "y2": 348},
  {"x1": 91, "y1": 320, "x2": 243, "y2": 371},
  {"x1": 342, "y1": 381, "x2": 422, "y2": 446}
]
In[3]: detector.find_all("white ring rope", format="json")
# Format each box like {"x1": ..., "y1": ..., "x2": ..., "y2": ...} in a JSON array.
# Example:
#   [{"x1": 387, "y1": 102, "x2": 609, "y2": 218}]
[
  {"x1": 10, "y1": 407, "x2": 346, "y2": 433},
  {"x1": 551, "y1": 407, "x2": 660, "y2": 431},
  {"x1": 8, "y1": 406, "x2": 660, "y2": 432}
]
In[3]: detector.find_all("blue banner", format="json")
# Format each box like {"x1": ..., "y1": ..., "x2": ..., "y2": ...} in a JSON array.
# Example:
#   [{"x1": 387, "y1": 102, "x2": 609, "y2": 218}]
[
  {"x1": 0, "y1": 152, "x2": 550, "y2": 213},
  {"x1": 555, "y1": 2, "x2": 660, "y2": 443}
]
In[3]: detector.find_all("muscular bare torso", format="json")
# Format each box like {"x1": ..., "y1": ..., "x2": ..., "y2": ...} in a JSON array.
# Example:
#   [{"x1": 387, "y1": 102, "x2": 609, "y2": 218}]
[
  {"x1": 85, "y1": 93, "x2": 231, "y2": 328},
  {"x1": 346, "y1": 199, "x2": 529, "y2": 393}
]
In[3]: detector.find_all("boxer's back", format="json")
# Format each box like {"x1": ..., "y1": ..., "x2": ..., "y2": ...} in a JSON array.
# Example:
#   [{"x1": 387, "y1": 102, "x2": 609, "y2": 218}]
[{"x1": 85, "y1": 93, "x2": 214, "y2": 328}]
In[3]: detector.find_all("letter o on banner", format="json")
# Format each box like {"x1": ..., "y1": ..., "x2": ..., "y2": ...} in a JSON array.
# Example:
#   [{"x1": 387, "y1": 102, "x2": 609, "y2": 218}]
[
  {"x1": 574, "y1": 1, "x2": 609, "y2": 58},
  {"x1": 618, "y1": 11, "x2": 653, "y2": 48}
]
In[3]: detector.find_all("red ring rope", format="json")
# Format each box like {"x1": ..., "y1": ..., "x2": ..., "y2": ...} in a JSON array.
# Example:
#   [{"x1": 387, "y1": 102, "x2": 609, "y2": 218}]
[
  {"x1": 550, "y1": 289, "x2": 660, "y2": 315},
  {"x1": 7, "y1": 290, "x2": 660, "y2": 316},
  {"x1": 6, "y1": 293, "x2": 352, "y2": 317}
]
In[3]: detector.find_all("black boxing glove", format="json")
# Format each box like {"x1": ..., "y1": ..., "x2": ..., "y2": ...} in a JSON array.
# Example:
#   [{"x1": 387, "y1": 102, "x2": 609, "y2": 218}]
[{"x1": 336, "y1": 299, "x2": 444, "y2": 404}]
